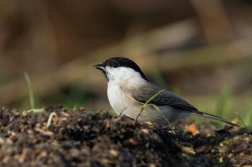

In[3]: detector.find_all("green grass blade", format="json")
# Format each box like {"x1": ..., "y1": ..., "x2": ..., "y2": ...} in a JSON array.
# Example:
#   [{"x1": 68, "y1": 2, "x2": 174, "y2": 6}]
[
  {"x1": 134, "y1": 89, "x2": 165, "y2": 123},
  {"x1": 144, "y1": 89, "x2": 165, "y2": 106},
  {"x1": 244, "y1": 96, "x2": 252, "y2": 126},
  {"x1": 236, "y1": 112, "x2": 246, "y2": 128},
  {"x1": 211, "y1": 122, "x2": 222, "y2": 129},
  {"x1": 214, "y1": 86, "x2": 231, "y2": 118},
  {"x1": 58, "y1": 99, "x2": 74, "y2": 110},
  {"x1": 24, "y1": 72, "x2": 35, "y2": 109}
]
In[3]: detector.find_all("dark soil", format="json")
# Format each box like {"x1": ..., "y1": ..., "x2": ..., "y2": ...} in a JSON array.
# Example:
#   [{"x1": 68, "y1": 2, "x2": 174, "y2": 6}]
[{"x1": 0, "y1": 106, "x2": 252, "y2": 167}]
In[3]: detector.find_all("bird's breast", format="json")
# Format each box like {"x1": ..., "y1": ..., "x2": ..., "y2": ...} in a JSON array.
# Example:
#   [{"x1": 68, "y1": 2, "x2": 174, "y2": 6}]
[{"x1": 107, "y1": 82, "x2": 127, "y2": 115}]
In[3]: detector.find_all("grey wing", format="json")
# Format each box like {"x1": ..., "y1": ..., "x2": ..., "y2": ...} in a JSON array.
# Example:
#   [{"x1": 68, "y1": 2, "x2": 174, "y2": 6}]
[
  {"x1": 131, "y1": 83, "x2": 197, "y2": 111},
  {"x1": 131, "y1": 83, "x2": 238, "y2": 126}
]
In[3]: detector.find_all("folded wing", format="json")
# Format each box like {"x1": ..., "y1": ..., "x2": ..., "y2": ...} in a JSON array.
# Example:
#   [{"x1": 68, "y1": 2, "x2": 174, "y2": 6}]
[{"x1": 131, "y1": 83, "x2": 197, "y2": 111}]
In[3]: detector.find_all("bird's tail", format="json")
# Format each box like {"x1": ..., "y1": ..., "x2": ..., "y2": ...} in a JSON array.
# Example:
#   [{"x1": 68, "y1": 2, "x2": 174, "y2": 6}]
[{"x1": 190, "y1": 110, "x2": 238, "y2": 127}]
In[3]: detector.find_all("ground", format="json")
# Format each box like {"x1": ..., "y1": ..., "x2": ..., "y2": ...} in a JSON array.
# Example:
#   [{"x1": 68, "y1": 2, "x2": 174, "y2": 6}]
[{"x1": 0, "y1": 106, "x2": 252, "y2": 167}]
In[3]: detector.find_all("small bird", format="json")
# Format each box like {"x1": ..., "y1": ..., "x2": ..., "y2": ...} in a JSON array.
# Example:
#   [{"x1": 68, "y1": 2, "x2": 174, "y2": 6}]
[{"x1": 94, "y1": 57, "x2": 237, "y2": 126}]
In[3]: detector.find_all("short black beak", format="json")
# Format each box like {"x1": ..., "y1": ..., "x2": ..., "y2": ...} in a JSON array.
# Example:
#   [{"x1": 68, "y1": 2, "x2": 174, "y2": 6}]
[{"x1": 93, "y1": 64, "x2": 105, "y2": 71}]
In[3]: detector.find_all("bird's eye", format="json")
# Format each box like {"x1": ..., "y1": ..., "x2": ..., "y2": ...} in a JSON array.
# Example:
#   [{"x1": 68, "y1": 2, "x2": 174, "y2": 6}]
[{"x1": 112, "y1": 63, "x2": 118, "y2": 68}]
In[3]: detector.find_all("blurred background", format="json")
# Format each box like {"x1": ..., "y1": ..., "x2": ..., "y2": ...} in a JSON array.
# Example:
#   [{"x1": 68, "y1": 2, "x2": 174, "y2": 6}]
[{"x1": 1, "y1": 0, "x2": 252, "y2": 124}]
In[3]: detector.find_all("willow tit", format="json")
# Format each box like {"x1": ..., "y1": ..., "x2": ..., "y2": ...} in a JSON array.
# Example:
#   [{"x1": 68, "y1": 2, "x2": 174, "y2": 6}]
[{"x1": 94, "y1": 57, "x2": 237, "y2": 126}]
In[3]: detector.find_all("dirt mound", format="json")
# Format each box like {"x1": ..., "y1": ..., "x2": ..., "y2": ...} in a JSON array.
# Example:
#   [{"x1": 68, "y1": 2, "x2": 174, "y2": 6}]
[{"x1": 0, "y1": 106, "x2": 251, "y2": 167}]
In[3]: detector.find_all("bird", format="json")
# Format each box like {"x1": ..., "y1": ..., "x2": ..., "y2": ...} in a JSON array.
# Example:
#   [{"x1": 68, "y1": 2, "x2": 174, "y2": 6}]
[{"x1": 94, "y1": 57, "x2": 237, "y2": 126}]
